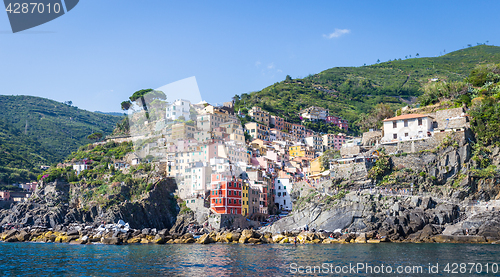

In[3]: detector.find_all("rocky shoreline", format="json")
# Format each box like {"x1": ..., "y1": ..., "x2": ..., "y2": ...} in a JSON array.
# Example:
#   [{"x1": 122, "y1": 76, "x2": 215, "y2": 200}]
[{"x1": 1, "y1": 221, "x2": 498, "y2": 245}]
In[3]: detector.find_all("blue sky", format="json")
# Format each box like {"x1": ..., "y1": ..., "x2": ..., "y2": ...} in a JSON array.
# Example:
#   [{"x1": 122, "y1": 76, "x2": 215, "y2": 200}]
[{"x1": 0, "y1": 0, "x2": 498, "y2": 112}]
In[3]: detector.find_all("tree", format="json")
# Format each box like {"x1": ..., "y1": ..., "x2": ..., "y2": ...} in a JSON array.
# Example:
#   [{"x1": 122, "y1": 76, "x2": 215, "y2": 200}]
[
  {"x1": 87, "y1": 132, "x2": 103, "y2": 142},
  {"x1": 356, "y1": 103, "x2": 394, "y2": 132},
  {"x1": 320, "y1": 149, "x2": 340, "y2": 170},
  {"x1": 416, "y1": 53, "x2": 419, "y2": 57},
  {"x1": 377, "y1": 59, "x2": 380, "y2": 63},
  {"x1": 121, "y1": 100, "x2": 132, "y2": 111},
  {"x1": 128, "y1": 89, "x2": 167, "y2": 120},
  {"x1": 285, "y1": 75, "x2": 292, "y2": 82}
]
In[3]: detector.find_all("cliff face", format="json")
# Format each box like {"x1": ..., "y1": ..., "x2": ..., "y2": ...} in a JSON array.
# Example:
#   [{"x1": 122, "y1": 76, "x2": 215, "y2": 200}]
[
  {"x1": 0, "y1": 178, "x2": 179, "y2": 230},
  {"x1": 266, "y1": 133, "x2": 500, "y2": 241},
  {"x1": 263, "y1": 192, "x2": 459, "y2": 241}
]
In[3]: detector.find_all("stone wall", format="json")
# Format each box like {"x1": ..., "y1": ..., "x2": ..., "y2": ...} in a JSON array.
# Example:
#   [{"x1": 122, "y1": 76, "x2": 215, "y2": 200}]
[
  {"x1": 331, "y1": 162, "x2": 369, "y2": 180},
  {"x1": 381, "y1": 130, "x2": 469, "y2": 154},
  {"x1": 340, "y1": 146, "x2": 361, "y2": 157},
  {"x1": 362, "y1": 130, "x2": 382, "y2": 146},
  {"x1": 434, "y1": 107, "x2": 469, "y2": 130},
  {"x1": 208, "y1": 214, "x2": 260, "y2": 229}
]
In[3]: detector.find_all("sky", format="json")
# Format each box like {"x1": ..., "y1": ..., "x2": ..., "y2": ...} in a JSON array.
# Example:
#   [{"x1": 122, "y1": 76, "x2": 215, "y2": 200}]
[{"x1": 0, "y1": 0, "x2": 498, "y2": 113}]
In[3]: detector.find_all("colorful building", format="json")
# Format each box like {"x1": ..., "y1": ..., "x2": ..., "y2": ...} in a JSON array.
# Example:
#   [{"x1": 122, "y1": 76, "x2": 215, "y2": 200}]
[
  {"x1": 326, "y1": 115, "x2": 349, "y2": 131},
  {"x1": 248, "y1": 106, "x2": 270, "y2": 126},
  {"x1": 210, "y1": 173, "x2": 242, "y2": 214},
  {"x1": 245, "y1": 122, "x2": 270, "y2": 141},
  {"x1": 270, "y1": 115, "x2": 285, "y2": 130},
  {"x1": 288, "y1": 143, "x2": 315, "y2": 159},
  {"x1": 322, "y1": 133, "x2": 346, "y2": 151}
]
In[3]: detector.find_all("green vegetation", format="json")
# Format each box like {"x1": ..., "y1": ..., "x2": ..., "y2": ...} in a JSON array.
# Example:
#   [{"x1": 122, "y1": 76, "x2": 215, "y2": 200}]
[
  {"x1": 367, "y1": 154, "x2": 391, "y2": 181},
  {"x1": 0, "y1": 118, "x2": 56, "y2": 184},
  {"x1": 38, "y1": 140, "x2": 158, "y2": 209},
  {"x1": 235, "y1": 45, "x2": 500, "y2": 135},
  {"x1": 320, "y1": 149, "x2": 341, "y2": 170},
  {"x1": 0, "y1": 95, "x2": 122, "y2": 177}
]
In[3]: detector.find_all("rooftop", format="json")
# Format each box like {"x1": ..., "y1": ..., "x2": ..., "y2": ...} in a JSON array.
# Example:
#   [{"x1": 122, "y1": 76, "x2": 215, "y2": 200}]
[{"x1": 383, "y1": 113, "x2": 432, "y2": 122}]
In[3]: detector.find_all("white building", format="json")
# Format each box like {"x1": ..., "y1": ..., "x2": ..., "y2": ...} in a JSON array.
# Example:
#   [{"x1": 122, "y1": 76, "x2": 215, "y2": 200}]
[
  {"x1": 73, "y1": 163, "x2": 90, "y2": 175},
  {"x1": 299, "y1": 106, "x2": 329, "y2": 122},
  {"x1": 274, "y1": 178, "x2": 292, "y2": 211},
  {"x1": 190, "y1": 162, "x2": 212, "y2": 195},
  {"x1": 382, "y1": 114, "x2": 434, "y2": 142},
  {"x1": 304, "y1": 134, "x2": 323, "y2": 152},
  {"x1": 166, "y1": 99, "x2": 191, "y2": 121}
]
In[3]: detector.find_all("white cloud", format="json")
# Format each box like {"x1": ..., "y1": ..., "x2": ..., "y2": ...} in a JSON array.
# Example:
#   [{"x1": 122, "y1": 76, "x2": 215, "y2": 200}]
[
  {"x1": 277, "y1": 69, "x2": 282, "y2": 73},
  {"x1": 267, "y1": 62, "x2": 275, "y2": 69},
  {"x1": 323, "y1": 28, "x2": 351, "y2": 39},
  {"x1": 255, "y1": 61, "x2": 261, "y2": 67}
]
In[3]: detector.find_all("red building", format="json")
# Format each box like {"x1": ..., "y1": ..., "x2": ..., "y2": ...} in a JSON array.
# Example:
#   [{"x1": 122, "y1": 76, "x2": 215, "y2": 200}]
[
  {"x1": 210, "y1": 173, "x2": 242, "y2": 214},
  {"x1": 325, "y1": 116, "x2": 349, "y2": 131}
]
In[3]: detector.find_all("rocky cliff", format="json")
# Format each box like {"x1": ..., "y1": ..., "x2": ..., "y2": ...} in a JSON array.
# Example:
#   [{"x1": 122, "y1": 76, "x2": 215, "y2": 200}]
[
  {"x1": 0, "y1": 177, "x2": 179, "y2": 231},
  {"x1": 265, "y1": 131, "x2": 500, "y2": 242}
]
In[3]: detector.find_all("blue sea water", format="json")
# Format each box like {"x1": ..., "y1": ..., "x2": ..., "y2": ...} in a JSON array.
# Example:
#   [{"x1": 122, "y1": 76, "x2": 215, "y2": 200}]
[{"x1": 1, "y1": 242, "x2": 500, "y2": 276}]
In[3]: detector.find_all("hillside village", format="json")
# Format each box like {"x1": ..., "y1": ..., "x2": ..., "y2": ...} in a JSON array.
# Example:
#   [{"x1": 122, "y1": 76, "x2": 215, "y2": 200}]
[
  {"x1": 0, "y1": 92, "x2": 471, "y2": 229},
  {"x1": 49, "y1": 90, "x2": 465, "y2": 229},
  {"x1": 2, "y1": 46, "x2": 498, "y2": 235}
]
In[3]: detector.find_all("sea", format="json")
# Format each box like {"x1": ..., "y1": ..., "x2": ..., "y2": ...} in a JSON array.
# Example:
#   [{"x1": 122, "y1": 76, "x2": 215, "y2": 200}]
[{"x1": 1, "y1": 242, "x2": 499, "y2": 276}]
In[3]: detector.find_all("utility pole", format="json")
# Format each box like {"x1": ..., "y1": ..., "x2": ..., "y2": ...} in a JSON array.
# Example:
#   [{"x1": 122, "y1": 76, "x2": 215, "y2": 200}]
[{"x1": 24, "y1": 119, "x2": 28, "y2": 135}]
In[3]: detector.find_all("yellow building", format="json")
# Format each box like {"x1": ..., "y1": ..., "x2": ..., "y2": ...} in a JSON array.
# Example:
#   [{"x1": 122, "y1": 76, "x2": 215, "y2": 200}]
[
  {"x1": 308, "y1": 156, "x2": 322, "y2": 179},
  {"x1": 288, "y1": 143, "x2": 314, "y2": 159},
  {"x1": 242, "y1": 183, "x2": 249, "y2": 216}
]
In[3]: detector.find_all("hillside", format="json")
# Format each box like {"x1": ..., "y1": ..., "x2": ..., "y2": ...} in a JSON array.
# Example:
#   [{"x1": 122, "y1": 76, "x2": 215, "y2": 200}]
[
  {"x1": 235, "y1": 45, "x2": 500, "y2": 134},
  {"x1": 0, "y1": 95, "x2": 122, "y2": 183},
  {"x1": 0, "y1": 118, "x2": 56, "y2": 185}
]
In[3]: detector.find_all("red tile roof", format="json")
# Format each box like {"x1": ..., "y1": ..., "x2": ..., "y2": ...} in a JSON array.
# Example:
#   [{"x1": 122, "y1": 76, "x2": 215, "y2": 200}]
[{"x1": 383, "y1": 114, "x2": 432, "y2": 122}]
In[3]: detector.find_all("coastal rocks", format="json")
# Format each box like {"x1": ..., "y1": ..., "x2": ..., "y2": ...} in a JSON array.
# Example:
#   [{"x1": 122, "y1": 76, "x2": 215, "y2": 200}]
[
  {"x1": 263, "y1": 191, "x2": 463, "y2": 242},
  {"x1": 0, "y1": 178, "x2": 178, "y2": 231}
]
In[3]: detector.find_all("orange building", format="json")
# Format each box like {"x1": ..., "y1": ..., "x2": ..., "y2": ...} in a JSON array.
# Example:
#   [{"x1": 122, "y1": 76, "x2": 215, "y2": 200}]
[{"x1": 210, "y1": 173, "x2": 242, "y2": 214}]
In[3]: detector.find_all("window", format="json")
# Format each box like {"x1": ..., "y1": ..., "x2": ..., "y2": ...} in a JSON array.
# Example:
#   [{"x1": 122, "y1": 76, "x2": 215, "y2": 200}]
[
  {"x1": 284, "y1": 200, "x2": 286, "y2": 205},
  {"x1": 228, "y1": 191, "x2": 231, "y2": 196},
  {"x1": 229, "y1": 199, "x2": 232, "y2": 204},
  {"x1": 393, "y1": 121, "x2": 397, "y2": 128},
  {"x1": 404, "y1": 120, "x2": 408, "y2": 127},
  {"x1": 283, "y1": 192, "x2": 286, "y2": 196},
  {"x1": 405, "y1": 133, "x2": 408, "y2": 137},
  {"x1": 418, "y1": 118, "x2": 422, "y2": 126},
  {"x1": 393, "y1": 134, "x2": 397, "y2": 139}
]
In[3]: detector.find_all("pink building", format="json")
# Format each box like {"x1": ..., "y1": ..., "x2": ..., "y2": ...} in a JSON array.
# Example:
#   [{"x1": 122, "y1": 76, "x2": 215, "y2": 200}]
[
  {"x1": 326, "y1": 116, "x2": 349, "y2": 131},
  {"x1": 270, "y1": 115, "x2": 285, "y2": 131}
]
